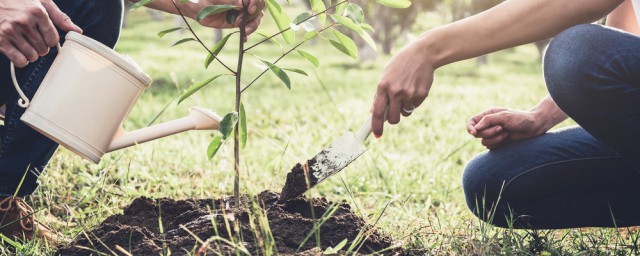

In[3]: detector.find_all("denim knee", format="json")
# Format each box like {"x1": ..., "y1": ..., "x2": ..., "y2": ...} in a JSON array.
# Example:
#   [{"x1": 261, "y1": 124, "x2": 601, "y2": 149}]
[
  {"x1": 543, "y1": 24, "x2": 610, "y2": 116},
  {"x1": 462, "y1": 153, "x2": 502, "y2": 221}
]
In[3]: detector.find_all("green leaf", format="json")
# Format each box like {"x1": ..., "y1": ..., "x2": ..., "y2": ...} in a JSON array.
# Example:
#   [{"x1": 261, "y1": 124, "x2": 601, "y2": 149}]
[
  {"x1": 334, "y1": 1, "x2": 348, "y2": 16},
  {"x1": 297, "y1": 50, "x2": 319, "y2": 67},
  {"x1": 284, "y1": 68, "x2": 308, "y2": 76},
  {"x1": 360, "y1": 23, "x2": 375, "y2": 32},
  {"x1": 207, "y1": 135, "x2": 223, "y2": 159},
  {"x1": 255, "y1": 30, "x2": 283, "y2": 49},
  {"x1": 309, "y1": 0, "x2": 326, "y2": 26},
  {"x1": 330, "y1": 30, "x2": 358, "y2": 59},
  {"x1": 262, "y1": 60, "x2": 291, "y2": 89},
  {"x1": 332, "y1": 15, "x2": 362, "y2": 35},
  {"x1": 220, "y1": 112, "x2": 238, "y2": 140},
  {"x1": 178, "y1": 75, "x2": 224, "y2": 104},
  {"x1": 347, "y1": 3, "x2": 365, "y2": 23},
  {"x1": 265, "y1": 0, "x2": 295, "y2": 44},
  {"x1": 158, "y1": 27, "x2": 184, "y2": 38},
  {"x1": 239, "y1": 103, "x2": 247, "y2": 149},
  {"x1": 374, "y1": 0, "x2": 411, "y2": 8},
  {"x1": 197, "y1": 4, "x2": 238, "y2": 21},
  {"x1": 304, "y1": 31, "x2": 319, "y2": 40},
  {"x1": 130, "y1": 0, "x2": 154, "y2": 11},
  {"x1": 205, "y1": 32, "x2": 235, "y2": 68},
  {"x1": 361, "y1": 31, "x2": 377, "y2": 52},
  {"x1": 293, "y1": 12, "x2": 311, "y2": 24},
  {"x1": 226, "y1": 10, "x2": 240, "y2": 25},
  {"x1": 171, "y1": 38, "x2": 196, "y2": 47}
]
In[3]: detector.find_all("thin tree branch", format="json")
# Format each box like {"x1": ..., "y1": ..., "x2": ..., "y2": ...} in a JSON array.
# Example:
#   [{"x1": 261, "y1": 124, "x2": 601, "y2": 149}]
[
  {"x1": 170, "y1": 0, "x2": 236, "y2": 74},
  {"x1": 233, "y1": 0, "x2": 250, "y2": 207},
  {"x1": 241, "y1": 23, "x2": 336, "y2": 93},
  {"x1": 244, "y1": 0, "x2": 348, "y2": 52}
]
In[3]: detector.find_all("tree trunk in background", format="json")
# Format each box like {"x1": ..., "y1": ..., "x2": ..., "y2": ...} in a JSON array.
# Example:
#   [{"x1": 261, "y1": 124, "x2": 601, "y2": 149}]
[{"x1": 213, "y1": 29, "x2": 224, "y2": 45}]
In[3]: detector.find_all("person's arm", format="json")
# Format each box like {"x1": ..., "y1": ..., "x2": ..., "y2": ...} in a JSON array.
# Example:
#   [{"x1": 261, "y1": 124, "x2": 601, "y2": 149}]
[
  {"x1": 129, "y1": 0, "x2": 264, "y2": 35},
  {"x1": 466, "y1": 96, "x2": 568, "y2": 149},
  {"x1": 606, "y1": 0, "x2": 640, "y2": 34},
  {"x1": 371, "y1": 0, "x2": 624, "y2": 138},
  {"x1": 0, "y1": 0, "x2": 83, "y2": 67}
]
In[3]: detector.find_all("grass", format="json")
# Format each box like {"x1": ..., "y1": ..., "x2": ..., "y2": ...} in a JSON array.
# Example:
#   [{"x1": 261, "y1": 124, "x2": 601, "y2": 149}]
[{"x1": 2, "y1": 7, "x2": 639, "y2": 255}]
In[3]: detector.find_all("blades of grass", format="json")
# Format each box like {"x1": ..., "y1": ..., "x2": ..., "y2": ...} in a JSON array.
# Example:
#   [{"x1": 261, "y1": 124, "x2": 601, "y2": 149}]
[
  {"x1": 0, "y1": 234, "x2": 22, "y2": 249},
  {"x1": 296, "y1": 201, "x2": 342, "y2": 252},
  {"x1": 115, "y1": 245, "x2": 133, "y2": 256},
  {"x1": 147, "y1": 96, "x2": 178, "y2": 126}
]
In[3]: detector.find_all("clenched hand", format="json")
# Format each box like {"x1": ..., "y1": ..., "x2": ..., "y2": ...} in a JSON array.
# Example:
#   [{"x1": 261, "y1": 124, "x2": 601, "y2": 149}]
[{"x1": 0, "y1": 0, "x2": 82, "y2": 67}]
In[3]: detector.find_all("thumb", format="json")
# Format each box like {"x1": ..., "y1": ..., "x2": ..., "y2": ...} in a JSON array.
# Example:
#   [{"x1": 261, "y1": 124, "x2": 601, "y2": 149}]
[{"x1": 42, "y1": 1, "x2": 83, "y2": 34}]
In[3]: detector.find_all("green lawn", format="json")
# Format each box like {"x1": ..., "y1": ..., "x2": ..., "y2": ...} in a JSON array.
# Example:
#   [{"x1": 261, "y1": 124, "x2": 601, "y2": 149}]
[{"x1": 3, "y1": 8, "x2": 639, "y2": 256}]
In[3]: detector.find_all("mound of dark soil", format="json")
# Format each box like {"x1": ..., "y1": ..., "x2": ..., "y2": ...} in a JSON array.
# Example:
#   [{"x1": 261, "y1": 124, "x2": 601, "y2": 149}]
[{"x1": 57, "y1": 191, "x2": 401, "y2": 255}]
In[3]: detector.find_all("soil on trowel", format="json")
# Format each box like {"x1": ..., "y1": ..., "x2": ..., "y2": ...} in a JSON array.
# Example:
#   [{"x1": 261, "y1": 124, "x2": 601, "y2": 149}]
[
  {"x1": 57, "y1": 191, "x2": 402, "y2": 255},
  {"x1": 279, "y1": 159, "x2": 320, "y2": 202}
]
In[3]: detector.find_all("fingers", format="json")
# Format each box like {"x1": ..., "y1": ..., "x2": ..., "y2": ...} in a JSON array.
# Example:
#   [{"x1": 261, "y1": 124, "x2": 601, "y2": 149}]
[
  {"x1": 481, "y1": 131, "x2": 510, "y2": 149},
  {"x1": 41, "y1": 1, "x2": 82, "y2": 34},
  {"x1": 371, "y1": 89, "x2": 388, "y2": 138},
  {"x1": 0, "y1": 43, "x2": 29, "y2": 67}
]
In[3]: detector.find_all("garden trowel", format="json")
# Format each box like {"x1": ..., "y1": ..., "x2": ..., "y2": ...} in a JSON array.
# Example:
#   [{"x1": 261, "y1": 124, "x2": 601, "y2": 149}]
[{"x1": 279, "y1": 116, "x2": 373, "y2": 202}]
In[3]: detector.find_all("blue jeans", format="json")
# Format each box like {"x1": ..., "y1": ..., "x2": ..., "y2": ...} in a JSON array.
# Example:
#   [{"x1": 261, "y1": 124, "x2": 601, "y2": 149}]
[
  {"x1": 463, "y1": 24, "x2": 640, "y2": 229},
  {"x1": 0, "y1": 0, "x2": 123, "y2": 197}
]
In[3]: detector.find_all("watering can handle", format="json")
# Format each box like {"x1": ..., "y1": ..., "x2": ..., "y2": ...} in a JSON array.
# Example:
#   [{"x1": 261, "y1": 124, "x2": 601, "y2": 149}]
[{"x1": 10, "y1": 43, "x2": 62, "y2": 108}]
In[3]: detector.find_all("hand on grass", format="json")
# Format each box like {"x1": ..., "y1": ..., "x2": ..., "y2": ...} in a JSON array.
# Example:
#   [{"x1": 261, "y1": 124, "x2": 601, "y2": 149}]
[
  {"x1": 0, "y1": 0, "x2": 82, "y2": 67},
  {"x1": 467, "y1": 108, "x2": 547, "y2": 149}
]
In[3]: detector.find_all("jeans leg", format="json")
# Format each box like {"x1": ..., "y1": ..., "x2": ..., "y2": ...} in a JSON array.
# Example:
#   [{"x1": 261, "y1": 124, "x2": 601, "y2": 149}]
[
  {"x1": 0, "y1": 0, "x2": 124, "y2": 196},
  {"x1": 545, "y1": 24, "x2": 640, "y2": 169},
  {"x1": 463, "y1": 126, "x2": 640, "y2": 229}
]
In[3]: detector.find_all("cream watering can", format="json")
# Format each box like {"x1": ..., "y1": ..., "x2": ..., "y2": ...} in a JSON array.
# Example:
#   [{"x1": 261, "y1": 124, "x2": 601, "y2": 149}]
[{"x1": 10, "y1": 31, "x2": 222, "y2": 164}]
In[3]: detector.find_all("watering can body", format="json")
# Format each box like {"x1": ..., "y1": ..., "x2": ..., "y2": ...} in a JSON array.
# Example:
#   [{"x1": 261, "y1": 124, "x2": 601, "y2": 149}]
[{"x1": 12, "y1": 32, "x2": 221, "y2": 163}]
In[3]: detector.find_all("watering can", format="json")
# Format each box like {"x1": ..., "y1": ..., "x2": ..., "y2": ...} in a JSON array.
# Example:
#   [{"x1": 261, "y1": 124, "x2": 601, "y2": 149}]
[{"x1": 10, "y1": 31, "x2": 222, "y2": 164}]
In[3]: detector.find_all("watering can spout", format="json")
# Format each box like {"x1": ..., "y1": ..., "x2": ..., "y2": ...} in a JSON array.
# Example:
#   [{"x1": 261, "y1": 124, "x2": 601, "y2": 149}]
[{"x1": 107, "y1": 107, "x2": 221, "y2": 152}]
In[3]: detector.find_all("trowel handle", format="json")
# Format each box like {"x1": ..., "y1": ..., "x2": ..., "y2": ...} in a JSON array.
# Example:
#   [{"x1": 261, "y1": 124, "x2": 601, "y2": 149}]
[
  {"x1": 11, "y1": 43, "x2": 61, "y2": 108},
  {"x1": 355, "y1": 116, "x2": 373, "y2": 143}
]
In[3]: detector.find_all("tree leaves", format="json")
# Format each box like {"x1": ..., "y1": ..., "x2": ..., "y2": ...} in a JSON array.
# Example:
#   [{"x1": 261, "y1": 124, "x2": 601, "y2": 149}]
[
  {"x1": 130, "y1": 0, "x2": 154, "y2": 11},
  {"x1": 332, "y1": 15, "x2": 362, "y2": 35},
  {"x1": 329, "y1": 30, "x2": 358, "y2": 59},
  {"x1": 309, "y1": 0, "x2": 327, "y2": 26},
  {"x1": 374, "y1": 0, "x2": 411, "y2": 8},
  {"x1": 284, "y1": 68, "x2": 308, "y2": 76},
  {"x1": 266, "y1": 0, "x2": 295, "y2": 44},
  {"x1": 207, "y1": 135, "x2": 223, "y2": 159},
  {"x1": 220, "y1": 112, "x2": 239, "y2": 140},
  {"x1": 171, "y1": 38, "x2": 196, "y2": 47},
  {"x1": 262, "y1": 60, "x2": 291, "y2": 89},
  {"x1": 178, "y1": 75, "x2": 224, "y2": 104},
  {"x1": 157, "y1": 27, "x2": 184, "y2": 38},
  {"x1": 205, "y1": 32, "x2": 236, "y2": 68},
  {"x1": 239, "y1": 103, "x2": 247, "y2": 149},
  {"x1": 197, "y1": 5, "x2": 238, "y2": 21},
  {"x1": 297, "y1": 50, "x2": 319, "y2": 67}
]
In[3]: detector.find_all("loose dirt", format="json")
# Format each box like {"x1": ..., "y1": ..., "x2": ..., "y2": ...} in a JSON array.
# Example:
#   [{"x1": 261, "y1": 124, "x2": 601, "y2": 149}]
[{"x1": 57, "y1": 191, "x2": 401, "y2": 255}]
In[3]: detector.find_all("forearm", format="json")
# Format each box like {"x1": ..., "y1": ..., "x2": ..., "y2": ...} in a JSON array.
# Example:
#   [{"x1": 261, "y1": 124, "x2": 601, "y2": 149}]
[
  {"x1": 531, "y1": 95, "x2": 568, "y2": 132},
  {"x1": 418, "y1": 0, "x2": 624, "y2": 68},
  {"x1": 606, "y1": 0, "x2": 640, "y2": 35}
]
